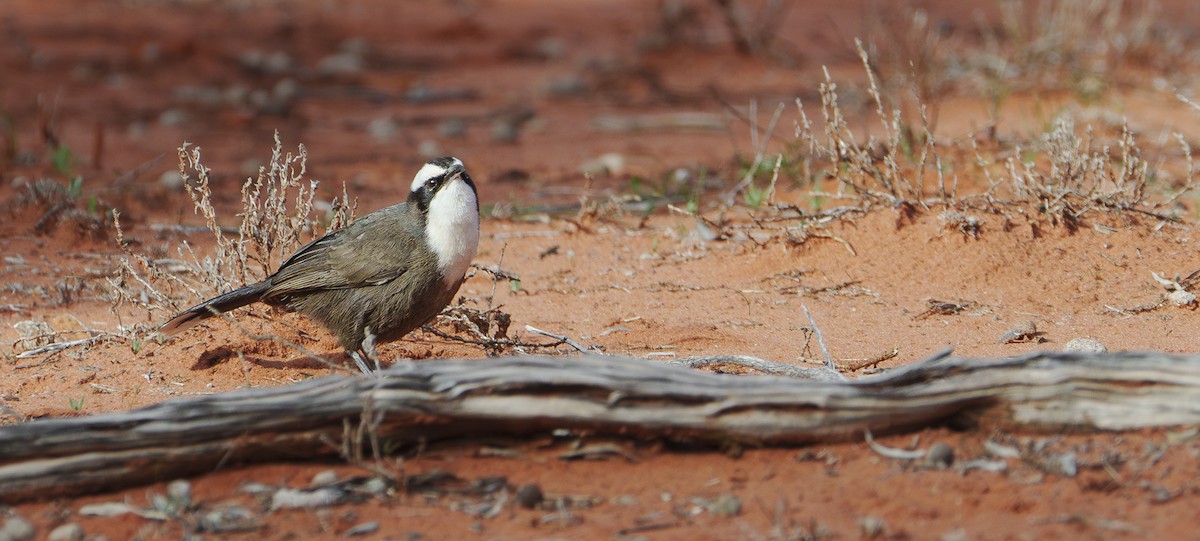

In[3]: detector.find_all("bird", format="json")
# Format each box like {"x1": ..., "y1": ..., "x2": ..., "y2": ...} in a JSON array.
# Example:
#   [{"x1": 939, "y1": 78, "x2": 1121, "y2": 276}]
[{"x1": 158, "y1": 156, "x2": 480, "y2": 372}]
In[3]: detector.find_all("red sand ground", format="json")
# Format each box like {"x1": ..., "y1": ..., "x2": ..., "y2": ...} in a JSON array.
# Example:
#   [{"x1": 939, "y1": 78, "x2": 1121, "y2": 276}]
[{"x1": 2, "y1": 0, "x2": 1200, "y2": 539}]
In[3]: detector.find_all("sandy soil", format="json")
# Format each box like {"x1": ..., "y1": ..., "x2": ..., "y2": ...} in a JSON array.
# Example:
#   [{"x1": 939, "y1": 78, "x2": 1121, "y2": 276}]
[{"x1": 3, "y1": 0, "x2": 1200, "y2": 539}]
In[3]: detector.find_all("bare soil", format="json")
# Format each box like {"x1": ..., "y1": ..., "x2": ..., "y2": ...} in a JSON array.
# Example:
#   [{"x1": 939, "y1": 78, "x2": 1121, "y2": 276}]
[{"x1": 3, "y1": 0, "x2": 1200, "y2": 539}]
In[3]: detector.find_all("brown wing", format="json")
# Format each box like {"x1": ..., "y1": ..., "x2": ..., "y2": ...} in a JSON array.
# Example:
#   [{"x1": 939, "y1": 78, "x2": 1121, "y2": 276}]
[{"x1": 265, "y1": 203, "x2": 423, "y2": 296}]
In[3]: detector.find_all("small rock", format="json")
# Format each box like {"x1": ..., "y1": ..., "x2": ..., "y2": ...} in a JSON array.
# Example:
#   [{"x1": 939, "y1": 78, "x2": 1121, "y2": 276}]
[
  {"x1": 1062, "y1": 338, "x2": 1106, "y2": 353},
  {"x1": 157, "y1": 108, "x2": 189, "y2": 127},
  {"x1": 1053, "y1": 452, "x2": 1078, "y2": 477},
  {"x1": 361, "y1": 477, "x2": 391, "y2": 496},
  {"x1": 166, "y1": 479, "x2": 192, "y2": 508},
  {"x1": 1167, "y1": 288, "x2": 1196, "y2": 307},
  {"x1": 316, "y1": 51, "x2": 363, "y2": 76},
  {"x1": 515, "y1": 483, "x2": 544, "y2": 509},
  {"x1": 198, "y1": 506, "x2": 257, "y2": 533},
  {"x1": 47, "y1": 523, "x2": 84, "y2": 541},
  {"x1": 344, "y1": 521, "x2": 379, "y2": 537},
  {"x1": 579, "y1": 153, "x2": 625, "y2": 177},
  {"x1": 367, "y1": 117, "x2": 398, "y2": 143},
  {"x1": 310, "y1": 469, "x2": 339, "y2": 487},
  {"x1": 542, "y1": 75, "x2": 587, "y2": 97},
  {"x1": 534, "y1": 36, "x2": 566, "y2": 59},
  {"x1": 857, "y1": 515, "x2": 886, "y2": 539},
  {"x1": 270, "y1": 487, "x2": 344, "y2": 510},
  {"x1": 416, "y1": 140, "x2": 442, "y2": 159},
  {"x1": 1151, "y1": 486, "x2": 1174, "y2": 503},
  {"x1": 490, "y1": 117, "x2": 520, "y2": 143},
  {"x1": 438, "y1": 119, "x2": 466, "y2": 138},
  {"x1": 272, "y1": 78, "x2": 301, "y2": 102},
  {"x1": 924, "y1": 443, "x2": 955, "y2": 469},
  {"x1": 159, "y1": 170, "x2": 184, "y2": 190},
  {"x1": 340, "y1": 37, "x2": 370, "y2": 56},
  {"x1": 0, "y1": 515, "x2": 35, "y2": 541}
]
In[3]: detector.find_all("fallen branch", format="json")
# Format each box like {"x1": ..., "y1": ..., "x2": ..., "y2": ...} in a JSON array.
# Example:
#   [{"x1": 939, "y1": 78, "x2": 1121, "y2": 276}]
[{"x1": 2, "y1": 350, "x2": 1200, "y2": 502}]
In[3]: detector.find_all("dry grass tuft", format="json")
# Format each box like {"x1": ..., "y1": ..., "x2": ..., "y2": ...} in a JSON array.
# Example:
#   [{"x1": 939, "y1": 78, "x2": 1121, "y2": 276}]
[
  {"x1": 107, "y1": 132, "x2": 340, "y2": 339},
  {"x1": 758, "y1": 47, "x2": 1191, "y2": 231}
]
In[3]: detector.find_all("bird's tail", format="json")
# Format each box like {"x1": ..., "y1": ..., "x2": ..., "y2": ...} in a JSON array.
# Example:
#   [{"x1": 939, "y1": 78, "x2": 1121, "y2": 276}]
[{"x1": 157, "y1": 281, "x2": 271, "y2": 337}]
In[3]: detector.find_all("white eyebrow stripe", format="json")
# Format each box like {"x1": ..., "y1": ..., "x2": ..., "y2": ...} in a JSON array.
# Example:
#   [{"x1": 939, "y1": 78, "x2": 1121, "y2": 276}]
[{"x1": 410, "y1": 157, "x2": 464, "y2": 193}]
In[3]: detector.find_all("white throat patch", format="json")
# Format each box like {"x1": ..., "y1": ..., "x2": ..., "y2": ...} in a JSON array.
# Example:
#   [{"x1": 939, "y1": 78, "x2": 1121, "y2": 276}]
[{"x1": 425, "y1": 174, "x2": 480, "y2": 287}]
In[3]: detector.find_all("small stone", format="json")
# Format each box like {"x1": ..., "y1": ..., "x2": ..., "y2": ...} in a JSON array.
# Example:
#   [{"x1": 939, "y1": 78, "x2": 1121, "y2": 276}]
[
  {"x1": 515, "y1": 484, "x2": 543, "y2": 509},
  {"x1": 198, "y1": 506, "x2": 256, "y2": 532},
  {"x1": 273, "y1": 78, "x2": 301, "y2": 101},
  {"x1": 166, "y1": 480, "x2": 192, "y2": 507},
  {"x1": 0, "y1": 515, "x2": 35, "y2": 541},
  {"x1": 157, "y1": 108, "x2": 189, "y2": 126},
  {"x1": 579, "y1": 153, "x2": 625, "y2": 177},
  {"x1": 344, "y1": 521, "x2": 379, "y2": 537},
  {"x1": 417, "y1": 140, "x2": 441, "y2": 159},
  {"x1": 159, "y1": 170, "x2": 184, "y2": 190},
  {"x1": 924, "y1": 443, "x2": 955, "y2": 469},
  {"x1": 316, "y1": 51, "x2": 363, "y2": 76},
  {"x1": 263, "y1": 51, "x2": 293, "y2": 74},
  {"x1": 1167, "y1": 288, "x2": 1196, "y2": 307},
  {"x1": 438, "y1": 119, "x2": 466, "y2": 138},
  {"x1": 1053, "y1": 452, "x2": 1078, "y2": 477},
  {"x1": 310, "y1": 469, "x2": 339, "y2": 487},
  {"x1": 361, "y1": 477, "x2": 390, "y2": 496},
  {"x1": 47, "y1": 523, "x2": 84, "y2": 541},
  {"x1": 270, "y1": 487, "x2": 344, "y2": 510},
  {"x1": 367, "y1": 117, "x2": 397, "y2": 143},
  {"x1": 1062, "y1": 338, "x2": 1107, "y2": 353},
  {"x1": 542, "y1": 75, "x2": 587, "y2": 97},
  {"x1": 490, "y1": 118, "x2": 520, "y2": 143},
  {"x1": 857, "y1": 515, "x2": 886, "y2": 539}
]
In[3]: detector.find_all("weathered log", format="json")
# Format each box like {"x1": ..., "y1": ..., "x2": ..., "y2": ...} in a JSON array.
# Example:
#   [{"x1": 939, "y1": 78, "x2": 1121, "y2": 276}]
[{"x1": 2, "y1": 350, "x2": 1199, "y2": 502}]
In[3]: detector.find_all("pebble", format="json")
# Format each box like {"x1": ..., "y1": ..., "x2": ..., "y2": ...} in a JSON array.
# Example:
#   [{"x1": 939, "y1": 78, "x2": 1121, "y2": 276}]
[
  {"x1": 857, "y1": 515, "x2": 886, "y2": 539},
  {"x1": 344, "y1": 522, "x2": 379, "y2": 537},
  {"x1": 0, "y1": 515, "x2": 34, "y2": 541},
  {"x1": 47, "y1": 523, "x2": 84, "y2": 541},
  {"x1": 1062, "y1": 338, "x2": 1106, "y2": 353},
  {"x1": 924, "y1": 443, "x2": 955, "y2": 469},
  {"x1": 361, "y1": 477, "x2": 390, "y2": 496},
  {"x1": 270, "y1": 487, "x2": 344, "y2": 510},
  {"x1": 438, "y1": 119, "x2": 466, "y2": 138},
  {"x1": 367, "y1": 117, "x2": 398, "y2": 143},
  {"x1": 316, "y1": 51, "x2": 363, "y2": 76},
  {"x1": 578, "y1": 153, "x2": 625, "y2": 177},
  {"x1": 515, "y1": 483, "x2": 544, "y2": 509},
  {"x1": 1052, "y1": 452, "x2": 1078, "y2": 477},
  {"x1": 159, "y1": 170, "x2": 184, "y2": 190},
  {"x1": 199, "y1": 506, "x2": 256, "y2": 532},
  {"x1": 1167, "y1": 288, "x2": 1196, "y2": 307},
  {"x1": 310, "y1": 469, "x2": 339, "y2": 487},
  {"x1": 167, "y1": 479, "x2": 193, "y2": 507},
  {"x1": 417, "y1": 140, "x2": 442, "y2": 159}
]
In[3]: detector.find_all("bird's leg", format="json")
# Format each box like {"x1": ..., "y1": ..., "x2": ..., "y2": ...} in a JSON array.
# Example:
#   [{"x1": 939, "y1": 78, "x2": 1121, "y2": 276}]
[
  {"x1": 349, "y1": 350, "x2": 373, "y2": 374},
  {"x1": 362, "y1": 326, "x2": 382, "y2": 372}
]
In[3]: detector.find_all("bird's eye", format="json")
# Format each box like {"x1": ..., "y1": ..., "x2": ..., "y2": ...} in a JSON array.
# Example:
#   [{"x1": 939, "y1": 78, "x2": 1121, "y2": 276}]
[{"x1": 425, "y1": 177, "x2": 440, "y2": 191}]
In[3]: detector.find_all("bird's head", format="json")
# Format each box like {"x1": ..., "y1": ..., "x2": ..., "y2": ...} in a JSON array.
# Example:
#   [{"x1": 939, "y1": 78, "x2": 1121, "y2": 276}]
[
  {"x1": 409, "y1": 156, "x2": 480, "y2": 283},
  {"x1": 409, "y1": 156, "x2": 478, "y2": 214}
]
